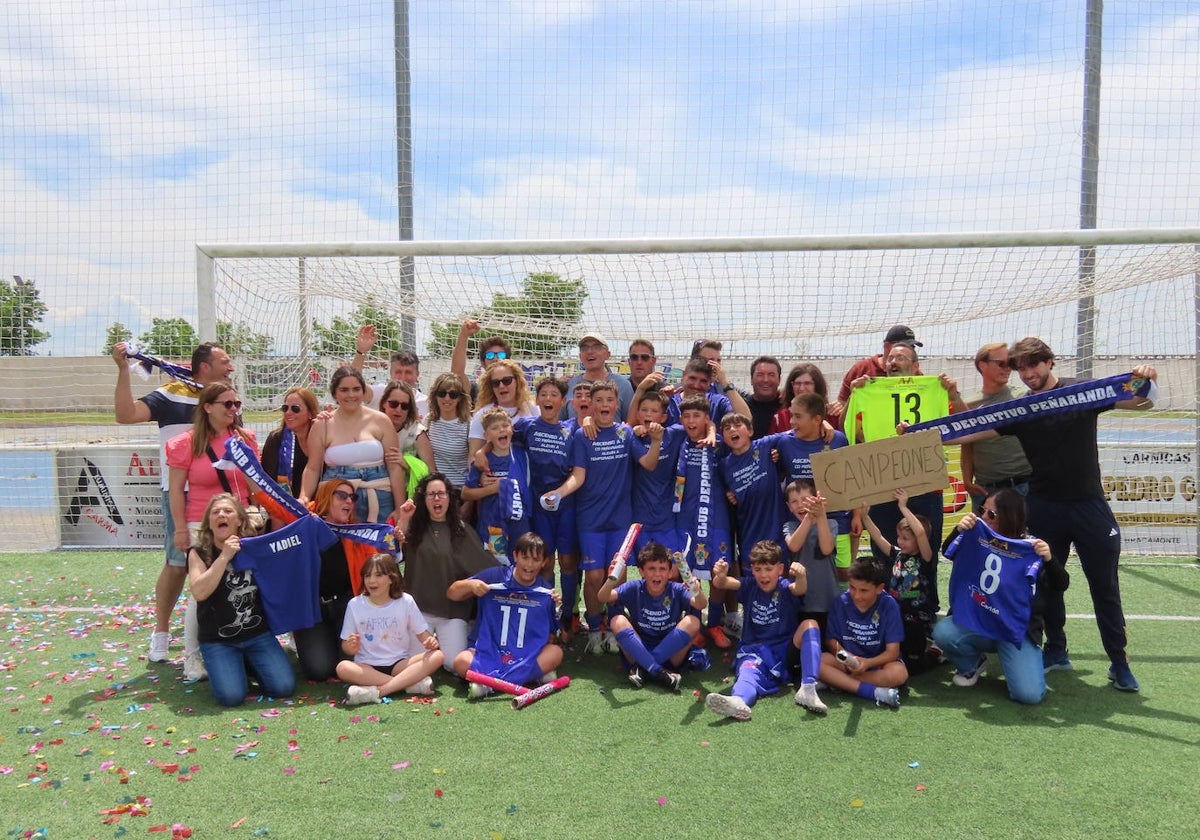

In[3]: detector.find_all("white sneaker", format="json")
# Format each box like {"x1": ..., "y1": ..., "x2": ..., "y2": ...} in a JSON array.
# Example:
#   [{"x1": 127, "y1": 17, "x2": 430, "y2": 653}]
[
  {"x1": 585, "y1": 631, "x2": 605, "y2": 654},
  {"x1": 723, "y1": 611, "x2": 744, "y2": 639},
  {"x1": 705, "y1": 692, "x2": 752, "y2": 721},
  {"x1": 404, "y1": 676, "x2": 434, "y2": 696},
  {"x1": 794, "y1": 683, "x2": 828, "y2": 715},
  {"x1": 182, "y1": 651, "x2": 207, "y2": 682},
  {"x1": 952, "y1": 656, "x2": 988, "y2": 688},
  {"x1": 468, "y1": 682, "x2": 495, "y2": 700},
  {"x1": 874, "y1": 687, "x2": 901, "y2": 708},
  {"x1": 347, "y1": 685, "x2": 381, "y2": 706},
  {"x1": 148, "y1": 631, "x2": 170, "y2": 662},
  {"x1": 600, "y1": 631, "x2": 620, "y2": 655}
]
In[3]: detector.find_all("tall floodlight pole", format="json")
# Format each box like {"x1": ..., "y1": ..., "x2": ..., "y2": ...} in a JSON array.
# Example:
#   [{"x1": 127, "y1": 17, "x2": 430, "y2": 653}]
[
  {"x1": 1076, "y1": 0, "x2": 1102, "y2": 377},
  {"x1": 396, "y1": 0, "x2": 416, "y2": 351}
]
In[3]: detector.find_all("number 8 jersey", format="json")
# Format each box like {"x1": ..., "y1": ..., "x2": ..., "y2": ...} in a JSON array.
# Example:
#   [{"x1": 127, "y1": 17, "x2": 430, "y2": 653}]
[
  {"x1": 944, "y1": 520, "x2": 1043, "y2": 646},
  {"x1": 467, "y1": 565, "x2": 559, "y2": 685}
]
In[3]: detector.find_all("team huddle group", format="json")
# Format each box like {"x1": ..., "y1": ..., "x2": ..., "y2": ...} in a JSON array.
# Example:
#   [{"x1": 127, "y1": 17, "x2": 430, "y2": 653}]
[{"x1": 111, "y1": 318, "x2": 1158, "y2": 717}]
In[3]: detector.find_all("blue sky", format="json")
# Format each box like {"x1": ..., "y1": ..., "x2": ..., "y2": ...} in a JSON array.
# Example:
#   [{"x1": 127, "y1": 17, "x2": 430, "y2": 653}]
[{"x1": 1, "y1": 1, "x2": 1197, "y2": 358}]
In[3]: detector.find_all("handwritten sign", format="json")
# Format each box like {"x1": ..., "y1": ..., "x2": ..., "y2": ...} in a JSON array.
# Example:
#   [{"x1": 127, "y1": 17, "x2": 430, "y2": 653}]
[{"x1": 810, "y1": 429, "x2": 948, "y2": 510}]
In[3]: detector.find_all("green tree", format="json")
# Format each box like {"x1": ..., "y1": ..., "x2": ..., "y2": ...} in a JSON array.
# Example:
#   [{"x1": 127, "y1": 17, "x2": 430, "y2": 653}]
[
  {"x1": 426, "y1": 272, "x2": 588, "y2": 358},
  {"x1": 217, "y1": 320, "x2": 275, "y2": 356},
  {"x1": 0, "y1": 275, "x2": 51, "y2": 356},
  {"x1": 103, "y1": 321, "x2": 132, "y2": 354},
  {"x1": 311, "y1": 297, "x2": 404, "y2": 357},
  {"x1": 138, "y1": 317, "x2": 199, "y2": 358}
]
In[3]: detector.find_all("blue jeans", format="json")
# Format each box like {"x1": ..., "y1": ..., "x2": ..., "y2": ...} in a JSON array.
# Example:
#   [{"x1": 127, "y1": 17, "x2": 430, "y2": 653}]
[
  {"x1": 932, "y1": 616, "x2": 1046, "y2": 705},
  {"x1": 321, "y1": 464, "x2": 394, "y2": 523},
  {"x1": 200, "y1": 632, "x2": 296, "y2": 707}
]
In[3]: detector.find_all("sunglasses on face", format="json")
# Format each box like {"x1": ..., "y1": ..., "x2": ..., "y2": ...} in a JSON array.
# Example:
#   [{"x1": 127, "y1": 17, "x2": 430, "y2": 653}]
[
  {"x1": 490, "y1": 375, "x2": 516, "y2": 388},
  {"x1": 628, "y1": 353, "x2": 653, "y2": 362},
  {"x1": 484, "y1": 350, "x2": 508, "y2": 361},
  {"x1": 982, "y1": 508, "x2": 999, "y2": 521},
  {"x1": 386, "y1": 399, "x2": 411, "y2": 410},
  {"x1": 214, "y1": 400, "x2": 243, "y2": 411},
  {"x1": 982, "y1": 358, "x2": 1011, "y2": 369},
  {"x1": 333, "y1": 489, "x2": 358, "y2": 503},
  {"x1": 281, "y1": 404, "x2": 304, "y2": 414},
  {"x1": 435, "y1": 389, "x2": 463, "y2": 400}
]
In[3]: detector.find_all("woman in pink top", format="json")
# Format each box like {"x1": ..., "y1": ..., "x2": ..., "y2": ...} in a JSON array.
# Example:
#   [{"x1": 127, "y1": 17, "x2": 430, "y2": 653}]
[
  {"x1": 166, "y1": 382, "x2": 260, "y2": 550},
  {"x1": 165, "y1": 381, "x2": 259, "y2": 680}
]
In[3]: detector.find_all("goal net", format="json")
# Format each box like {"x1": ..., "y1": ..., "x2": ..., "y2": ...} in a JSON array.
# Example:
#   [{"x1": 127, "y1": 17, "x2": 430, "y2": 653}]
[{"x1": 200, "y1": 230, "x2": 1199, "y2": 555}]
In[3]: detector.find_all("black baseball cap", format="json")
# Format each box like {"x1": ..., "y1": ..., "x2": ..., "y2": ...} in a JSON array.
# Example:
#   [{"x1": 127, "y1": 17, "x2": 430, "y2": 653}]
[{"x1": 884, "y1": 325, "x2": 923, "y2": 347}]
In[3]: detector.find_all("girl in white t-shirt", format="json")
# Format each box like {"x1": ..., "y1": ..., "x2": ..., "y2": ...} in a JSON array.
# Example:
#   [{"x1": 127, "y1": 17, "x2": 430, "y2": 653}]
[{"x1": 336, "y1": 553, "x2": 444, "y2": 705}]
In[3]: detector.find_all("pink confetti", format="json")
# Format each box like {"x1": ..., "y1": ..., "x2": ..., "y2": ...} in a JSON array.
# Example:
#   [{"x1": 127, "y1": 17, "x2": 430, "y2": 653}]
[
  {"x1": 392, "y1": 761, "x2": 411, "y2": 770},
  {"x1": 657, "y1": 796, "x2": 668, "y2": 806},
  {"x1": 0, "y1": 767, "x2": 12, "y2": 775},
  {"x1": 348, "y1": 716, "x2": 363, "y2": 724},
  {"x1": 363, "y1": 749, "x2": 372, "y2": 757},
  {"x1": 260, "y1": 709, "x2": 281, "y2": 718},
  {"x1": 282, "y1": 766, "x2": 296, "y2": 775}
]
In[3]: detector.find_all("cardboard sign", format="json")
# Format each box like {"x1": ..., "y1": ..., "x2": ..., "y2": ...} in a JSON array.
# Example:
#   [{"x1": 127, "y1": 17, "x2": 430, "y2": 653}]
[{"x1": 810, "y1": 429, "x2": 948, "y2": 510}]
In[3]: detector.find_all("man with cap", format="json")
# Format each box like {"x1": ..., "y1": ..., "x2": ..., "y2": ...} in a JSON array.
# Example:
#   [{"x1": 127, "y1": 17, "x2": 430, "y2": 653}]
[
  {"x1": 565, "y1": 333, "x2": 635, "y2": 421},
  {"x1": 835, "y1": 325, "x2": 926, "y2": 414}
]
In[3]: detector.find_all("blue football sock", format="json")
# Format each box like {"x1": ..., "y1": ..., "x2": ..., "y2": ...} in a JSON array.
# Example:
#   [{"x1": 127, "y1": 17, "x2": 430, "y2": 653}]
[
  {"x1": 560, "y1": 571, "x2": 580, "y2": 624},
  {"x1": 855, "y1": 680, "x2": 879, "y2": 701},
  {"x1": 706, "y1": 599, "x2": 725, "y2": 629},
  {"x1": 732, "y1": 664, "x2": 758, "y2": 707},
  {"x1": 585, "y1": 613, "x2": 602, "y2": 633},
  {"x1": 801, "y1": 626, "x2": 822, "y2": 684},
  {"x1": 650, "y1": 627, "x2": 693, "y2": 668},
  {"x1": 615, "y1": 628, "x2": 661, "y2": 674}
]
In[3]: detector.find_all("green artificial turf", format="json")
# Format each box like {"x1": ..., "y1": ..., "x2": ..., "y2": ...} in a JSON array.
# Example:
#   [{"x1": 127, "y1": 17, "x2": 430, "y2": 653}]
[{"x1": 0, "y1": 552, "x2": 1196, "y2": 839}]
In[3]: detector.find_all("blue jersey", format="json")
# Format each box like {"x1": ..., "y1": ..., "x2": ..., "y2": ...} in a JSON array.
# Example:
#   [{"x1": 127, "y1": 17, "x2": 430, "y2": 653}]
[
  {"x1": 944, "y1": 520, "x2": 1043, "y2": 647},
  {"x1": 826, "y1": 589, "x2": 904, "y2": 659},
  {"x1": 735, "y1": 576, "x2": 803, "y2": 675},
  {"x1": 632, "y1": 425, "x2": 687, "y2": 531},
  {"x1": 513, "y1": 415, "x2": 573, "y2": 496},
  {"x1": 465, "y1": 447, "x2": 531, "y2": 560},
  {"x1": 614, "y1": 580, "x2": 694, "y2": 646},
  {"x1": 233, "y1": 516, "x2": 338, "y2": 634},
  {"x1": 469, "y1": 565, "x2": 559, "y2": 685},
  {"x1": 720, "y1": 434, "x2": 788, "y2": 560},
  {"x1": 568, "y1": 423, "x2": 648, "y2": 533},
  {"x1": 775, "y1": 431, "x2": 852, "y2": 533}
]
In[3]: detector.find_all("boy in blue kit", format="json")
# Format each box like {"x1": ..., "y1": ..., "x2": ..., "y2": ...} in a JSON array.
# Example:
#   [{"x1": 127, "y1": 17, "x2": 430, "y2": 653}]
[
  {"x1": 861, "y1": 487, "x2": 938, "y2": 673},
  {"x1": 630, "y1": 391, "x2": 688, "y2": 556},
  {"x1": 675, "y1": 395, "x2": 735, "y2": 649},
  {"x1": 664, "y1": 358, "x2": 747, "y2": 427},
  {"x1": 509, "y1": 377, "x2": 581, "y2": 641},
  {"x1": 462, "y1": 408, "x2": 531, "y2": 564},
  {"x1": 543, "y1": 381, "x2": 663, "y2": 654},
  {"x1": 719, "y1": 412, "x2": 789, "y2": 562},
  {"x1": 704, "y1": 541, "x2": 807, "y2": 721},
  {"x1": 775, "y1": 392, "x2": 858, "y2": 582},
  {"x1": 598, "y1": 541, "x2": 706, "y2": 691},
  {"x1": 448, "y1": 533, "x2": 563, "y2": 699},
  {"x1": 795, "y1": 558, "x2": 906, "y2": 712}
]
